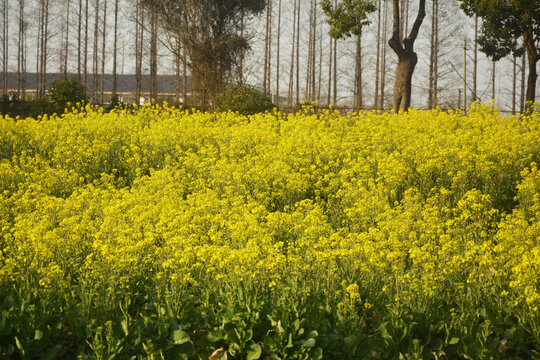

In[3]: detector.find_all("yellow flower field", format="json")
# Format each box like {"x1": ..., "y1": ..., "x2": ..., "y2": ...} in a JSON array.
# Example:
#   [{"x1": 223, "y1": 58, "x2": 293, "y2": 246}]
[{"x1": 0, "y1": 103, "x2": 539, "y2": 359}]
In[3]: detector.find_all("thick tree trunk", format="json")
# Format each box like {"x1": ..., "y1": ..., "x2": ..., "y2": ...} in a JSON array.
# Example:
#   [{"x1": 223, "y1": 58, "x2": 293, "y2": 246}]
[
  {"x1": 524, "y1": 28, "x2": 537, "y2": 104},
  {"x1": 388, "y1": 0, "x2": 425, "y2": 112},
  {"x1": 392, "y1": 54, "x2": 417, "y2": 111}
]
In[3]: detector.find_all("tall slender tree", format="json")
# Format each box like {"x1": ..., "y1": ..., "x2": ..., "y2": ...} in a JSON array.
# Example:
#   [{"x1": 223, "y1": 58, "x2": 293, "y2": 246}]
[
  {"x1": 1, "y1": 0, "x2": 8, "y2": 94},
  {"x1": 17, "y1": 0, "x2": 26, "y2": 97},
  {"x1": 111, "y1": 0, "x2": 119, "y2": 100},
  {"x1": 321, "y1": 0, "x2": 375, "y2": 106}
]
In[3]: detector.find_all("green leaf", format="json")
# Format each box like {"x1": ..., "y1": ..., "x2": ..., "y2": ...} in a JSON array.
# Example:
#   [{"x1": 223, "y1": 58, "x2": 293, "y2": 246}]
[
  {"x1": 34, "y1": 329, "x2": 44, "y2": 340},
  {"x1": 448, "y1": 337, "x2": 459, "y2": 345},
  {"x1": 14, "y1": 336, "x2": 23, "y2": 354},
  {"x1": 246, "y1": 343, "x2": 262, "y2": 360},
  {"x1": 173, "y1": 329, "x2": 190, "y2": 345},
  {"x1": 293, "y1": 319, "x2": 300, "y2": 331},
  {"x1": 43, "y1": 345, "x2": 62, "y2": 360},
  {"x1": 263, "y1": 336, "x2": 277, "y2": 348},
  {"x1": 121, "y1": 319, "x2": 129, "y2": 336},
  {"x1": 286, "y1": 333, "x2": 294, "y2": 348},
  {"x1": 300, "y1": 338, "x2": 316, "y2": 348},
  {"x1": 431, "y1": 337, "x2": 443, "y2": 350}
]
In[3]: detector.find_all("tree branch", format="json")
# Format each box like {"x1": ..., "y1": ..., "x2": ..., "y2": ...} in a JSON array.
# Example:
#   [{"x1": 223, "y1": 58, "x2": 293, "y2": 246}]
[
  {"x1": 389, "y1": 0, "x2": 405, "y2": 57},
  {"x1": 404, "y1": 0, "x2": 425, "y2": 49}
]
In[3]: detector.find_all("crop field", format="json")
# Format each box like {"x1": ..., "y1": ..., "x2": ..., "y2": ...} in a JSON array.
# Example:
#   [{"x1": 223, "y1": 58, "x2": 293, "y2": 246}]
[{"x1": 0, "y1": 103, "x2": 539, "y2": 359}]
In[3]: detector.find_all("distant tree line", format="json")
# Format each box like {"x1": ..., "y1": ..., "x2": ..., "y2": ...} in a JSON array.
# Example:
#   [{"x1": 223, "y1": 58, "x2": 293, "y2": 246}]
[{"x1": 0, "y1": 0, "x2": 538, "y2": 113}]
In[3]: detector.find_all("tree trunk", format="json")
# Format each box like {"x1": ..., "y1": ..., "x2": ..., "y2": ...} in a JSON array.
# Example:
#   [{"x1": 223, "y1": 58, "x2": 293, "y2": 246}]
[
  {"x1": 327, "y1": 34, "x2": 332, "y2": 105},
  {"x1": 77, "y1": 0, "x2": 82, "y2": 82},
  {"x1": 263, "y1": 0, "x2": 271, "y2": 96},
  {"x1": 512, "y1": 56, "x2": 516, "y2": 115},
  {"x1": 524, "y1": 27, "x2": 537, "y2": 104},
  {"x1": 287, "y1": 0, "x2": 297, "y2": 107},
  {"x1": 83, "y1": 0, "x2": 88, "y2": 90},
  {"x1": 374, "y1": 0, "x2": 381, "y2": 109},
  {"x1": 2, "y1": 0, "x2": 8, "y2": 94},
  {"x1": 100, "y1": 0, "x2": 107, "y2": 104},
  {"x1": 295, "y1": 0, "x2": 300, "y2": 104},
  {"x1": 64, "y1": 0, "x2": 70, "y2": 79},
  {"x1": 275, "y1": 0, "x2": 281, "y2": 108},
  {"x1": 491, "y1": 60, "x2": 495, "y2": 102},
  {"x1": 112, "y1": 0, "x2": 118, "y2": 100},
  {"x1": 17, "y1": 0, "x2": 26, "y2": 97},
  {"x1": 473, "y1": 15, "x2": 477, "y2": 102},
  {"x1": 381, "y1": 0, "x2": 388, "y2": 109},
  {"x1": 92, "y1": 0, "x2": 100, "y2": 102},
  {"x1": 354, "y1": 32, "x2": 362, "y2": 110},
  {"x1": 150, "y1": 8, "x2": 158, "y2": 103},
  {"x1": 388, "y1": 0, "x2": 426, "y2": 112}
]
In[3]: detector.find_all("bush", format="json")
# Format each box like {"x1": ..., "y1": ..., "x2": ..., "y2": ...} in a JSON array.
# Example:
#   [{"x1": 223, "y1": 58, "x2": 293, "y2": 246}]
[
  {"x1": 0, "y1": 93, "x2": 34, "y2": 118},
  {"x1": 215, "y1": 85, "x2": 275, "y2": 115},
  {"x1": 48, "y1": 78, "x2": 87, "y2": 110}
]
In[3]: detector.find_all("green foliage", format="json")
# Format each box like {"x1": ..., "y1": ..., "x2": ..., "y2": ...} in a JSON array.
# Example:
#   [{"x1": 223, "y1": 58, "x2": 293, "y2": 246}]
[
  {"x1": 320, "y1": 0, "x2": 377, "y2": 39},
  {"x1": 458, "y1": 0, "x2": 539, "y2": 60},
  {"x1": 144, "y1": 0, "x2": 266, "y2": 108},
  {"x1": 215, "y1": 86, "x2": 275, "y2": 115},
  {"x1": 47, "y1": 78, "x2": 87, "y2": 109}
]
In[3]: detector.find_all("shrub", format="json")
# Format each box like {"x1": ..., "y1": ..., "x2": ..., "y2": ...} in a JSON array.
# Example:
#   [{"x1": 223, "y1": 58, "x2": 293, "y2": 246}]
[
  {"x1": 47, "y1": 78, "x2": 87, "y2": 110},
  {"x1": 215, "y1": 85, "x2": 275, "y2": 115}
]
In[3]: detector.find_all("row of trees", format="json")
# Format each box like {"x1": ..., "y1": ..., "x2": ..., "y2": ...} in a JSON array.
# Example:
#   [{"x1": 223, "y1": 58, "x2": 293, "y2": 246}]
[{"x1": 0, "y1": 0, "x2": 538, "y2": 111}]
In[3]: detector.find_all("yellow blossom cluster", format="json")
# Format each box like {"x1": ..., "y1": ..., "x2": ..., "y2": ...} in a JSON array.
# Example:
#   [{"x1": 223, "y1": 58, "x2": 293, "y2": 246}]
[{"x1": 0, "y1": 102, "x2": 539, "y2": 357}]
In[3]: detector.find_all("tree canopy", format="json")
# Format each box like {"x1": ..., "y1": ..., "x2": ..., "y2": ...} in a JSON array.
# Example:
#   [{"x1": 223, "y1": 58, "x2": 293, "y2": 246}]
[
  {"x1": 143, "y1": 0, "x2": 266, "y2": 108},
  {"x1": 320, "y1": 0, "x2": 377, "y2": 40},
  {"x1": 459, "y1": 0, "x2": 539, "y2": 102}
]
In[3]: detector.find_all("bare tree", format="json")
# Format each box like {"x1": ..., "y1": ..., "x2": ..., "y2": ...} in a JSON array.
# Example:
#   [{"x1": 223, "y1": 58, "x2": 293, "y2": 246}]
[
  {"x1": 1, "y1": 0, "x2": 8, "y2": 94},
  {"x1": 374, "y1": 0, "x2": 381, "y2": 109},
  {"x1": 150, "y1": 5, "x2": 157, "y2": 102},
  {"x1": 100, "y1": 0, "x2": 107, "y2": 104},
  {"x1": 287, "y1": 0, "x2": 297, "y2": 107},
  {"x1": 111, "y1": 0, "x2": 118, "y2": 100},
  {"x1": 92, "y1": 0, "x2": 99, "y2": 101},
  {"x1": 83, "y1": 0, "x2": 88, "y2": 90},
  {"x1": 263, "y1": 0, "x2": 272, "y2": 96},
  {"x1": 135, "y1": 0, "x2": 144, "y2": 105},
  {"x1": 388, "y1": 0, "x2": 426, "y2": 111},
  {"x1": 275, "y1": 0, "x2": 281, "y2": 107},
  {"x1": 428, "y1": 0, "x2": 439, "y2": 109},
  {"x1": 353, "y1": 32, "x2": 363, "y2": 109},
  {"x1": 472, "y1": 14, "x2": 478, "y2": 102},
  {"x1": 17, "y1": 0, "x2": 26, "y2": 97}
]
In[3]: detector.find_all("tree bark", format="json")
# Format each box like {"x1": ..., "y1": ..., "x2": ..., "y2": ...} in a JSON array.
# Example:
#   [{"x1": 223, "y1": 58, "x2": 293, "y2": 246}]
[
  {"x1": 354, "y1": 32, "x2": 362, "y2": 110},
  {"x1": 287, "y1": 0, "x2": 297, "y2": 107},
  {"x1": 64, "y1": 0, "x2": 70, "y2": 79},
  {"x1": 388, "y1": 0, "x2": 426, "y2": 112},
  {"x1": 83, "y1": 0, "x2": 88, "y2": 90},
  {"x1": 374, "y1": 0, "x2": 381, "y2": 110},
  {"x1": 473, "y1": 15, "x2": 477, "y2": 102},
  {"x1": 296, "y1": 0, "x2": 300, "y2": 104},
  {"x1": 275, "y1": 0, "x2": 281, "y2": 107},
  {"x1": 150, "y1": 8, "x2": 158, "y2": 103},
  {"x1": 100, "y1": 0, "x2": 107, "y2": 104},
  {"x1": 2, "y1": 0, "x2": 8, "y2": 94},
  {"x1": 112, "y1": 0, "x2": 118, "y2": 100},
  {"x1": 523, "y1": 27, "x2": 538, "y2": 104},
  {"x1": 17, "y1": 0, "x2": 26, "y2": 97},
  {"x1": 512, "y1": 56, "x2": 516, "y2": 115}
]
